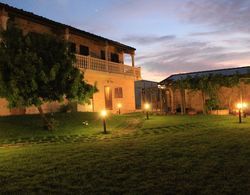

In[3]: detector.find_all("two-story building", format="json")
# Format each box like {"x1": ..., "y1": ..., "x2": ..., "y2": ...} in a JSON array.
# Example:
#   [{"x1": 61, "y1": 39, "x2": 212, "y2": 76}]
[{"x1": 0, "y1": 3, "x2": 141, "y2": 115}]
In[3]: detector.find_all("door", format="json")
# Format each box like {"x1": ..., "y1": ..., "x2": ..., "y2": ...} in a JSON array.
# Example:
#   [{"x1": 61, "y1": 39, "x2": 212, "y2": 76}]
[{"x1": 104, "y1": 86, "x2": 113, "y2": 110}]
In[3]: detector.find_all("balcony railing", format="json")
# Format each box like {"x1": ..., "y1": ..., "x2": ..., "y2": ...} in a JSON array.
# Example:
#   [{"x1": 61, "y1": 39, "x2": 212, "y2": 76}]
[{"x1": 74, "y1": 54, "x2": 141, "y2": 79}]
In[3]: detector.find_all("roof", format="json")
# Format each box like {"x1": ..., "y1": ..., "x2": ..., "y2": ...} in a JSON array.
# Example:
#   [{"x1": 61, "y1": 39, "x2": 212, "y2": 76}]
[
  {"x1": 135, "y1": 80, "x2": 158, "y2": 89},
  {"x1": 0, "y1": 2, "x2": 135, "y2": 53},
  {"x1": 160, "y1": 66, "x2": 250, "y2": 84},
  {"x1": 135, "y1": 80, "x2": 158, "y2": 84}
]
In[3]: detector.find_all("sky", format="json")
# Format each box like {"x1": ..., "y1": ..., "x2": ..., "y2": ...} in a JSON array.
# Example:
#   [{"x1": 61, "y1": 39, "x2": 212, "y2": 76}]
[{"x1": 2, "y1": 0, "x2": 250, "y2": 81}]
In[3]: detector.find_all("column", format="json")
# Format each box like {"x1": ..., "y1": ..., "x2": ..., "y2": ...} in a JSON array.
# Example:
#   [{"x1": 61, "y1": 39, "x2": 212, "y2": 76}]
[
  {"x1": 169, "y1": 88, "x2": 175, "y2": 113},
  {"x1": 105, "y1": 41, "x2": 109, "y2": 60},
  {"x1": 105, "y1": 41, "x2": 109, "y2": 72},
  {"x1": 131, "y1": 53, "x2": 135, "y2": 67}
]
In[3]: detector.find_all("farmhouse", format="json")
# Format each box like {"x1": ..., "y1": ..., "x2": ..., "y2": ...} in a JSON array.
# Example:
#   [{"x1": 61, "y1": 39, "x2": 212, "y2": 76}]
[{"x1": 0, "y1": 3, "x2": 141, "y2": 115}]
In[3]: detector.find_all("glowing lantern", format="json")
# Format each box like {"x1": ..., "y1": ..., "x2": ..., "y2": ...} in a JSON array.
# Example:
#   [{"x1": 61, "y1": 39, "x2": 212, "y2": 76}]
[{"x1": 100, "y1": 110, "x2": 107, "y2": 133}]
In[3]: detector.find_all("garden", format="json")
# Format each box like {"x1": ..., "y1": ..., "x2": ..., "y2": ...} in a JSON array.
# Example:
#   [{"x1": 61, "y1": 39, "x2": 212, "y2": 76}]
[{"x1": 1, "y1": 112, "x2": 250, "y2": 194}]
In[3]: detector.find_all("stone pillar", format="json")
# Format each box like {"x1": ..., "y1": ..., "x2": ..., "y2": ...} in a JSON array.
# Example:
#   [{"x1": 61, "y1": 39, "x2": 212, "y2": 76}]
[
  {"x1": 131, "y1": 52, "x2": 135, "y2": 67},
  {"x1": 105, "y1": 41, "x2": 109, "y2": 72},
  {"x1": 120, "y1": 51, "x2": 124, "y2": 64},
  {"x1": 105, "y1": 41, "x2": 109, "y2": 61},
  {"x1": 0, "y1": 8, "x2": 9, "y2": 30},
  {"x1": 168, "y1": 88, "x2": 175, "y2": 113}
]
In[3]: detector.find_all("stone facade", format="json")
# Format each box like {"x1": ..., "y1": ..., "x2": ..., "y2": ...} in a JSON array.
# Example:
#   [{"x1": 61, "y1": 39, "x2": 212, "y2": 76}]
[
  {"x1": 0, "y1": 3, "x2": 141, "y2": 115},
  {"x1": 163, "y1": 84, "x2": 250, "y2": 114},
  {"x1": 159, "y1": 67, "x2": 250, "y2": 114}
]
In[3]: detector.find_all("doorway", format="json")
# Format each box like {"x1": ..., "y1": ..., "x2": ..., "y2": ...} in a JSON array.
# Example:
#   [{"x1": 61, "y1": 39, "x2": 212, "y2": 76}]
[{"x1": 104, "y1": 86, "x2": 113, "y2": 110}]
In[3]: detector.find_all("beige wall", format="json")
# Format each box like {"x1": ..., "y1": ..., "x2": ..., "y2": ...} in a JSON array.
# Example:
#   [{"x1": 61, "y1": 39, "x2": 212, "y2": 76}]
[
  {"x1": 68, "y1": 34, "x2": 125, "y2": 62},
  {"x1": 82, "y1": 69, "x2": 136, "y2": 113},
  {"x1": 10, "y1": 14, "x2": 129, "y2": 63},
  {"x1": 172, "y1": 84, "x2": 250, "y2": 113},
  {"x1": 0, "y1": 68, "x2": 137, "y2": 115},
  {"x1": 0, "y1": 99, "x2": 63, "y2": 116},
  {"x1": 0, "y1": 98, "x2": 11, "y2": 115},
  {"x1": 15, "y1": 17, "x2": 53, "y2": 35}
]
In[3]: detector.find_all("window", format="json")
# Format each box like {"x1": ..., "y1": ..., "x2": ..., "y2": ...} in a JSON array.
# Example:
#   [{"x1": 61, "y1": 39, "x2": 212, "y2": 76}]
[
  {"x1": 115, "y1": 87, "x2": 123, "y2": 98},
  {"x1": 111, "y1": 53, "x2": 119, "y2": 63},
  {"x1": 69, "y1": 42, "x2": 76, "y2": 53},
  {"x1": 100, "y1": 50, "x2": 105, "y2": 60},
  {"x1": 80, "y1": 45, "x2": 89, "y2": 56}
]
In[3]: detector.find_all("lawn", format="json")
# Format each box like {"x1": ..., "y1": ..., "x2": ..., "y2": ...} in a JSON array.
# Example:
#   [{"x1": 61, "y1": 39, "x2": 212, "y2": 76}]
[{"x1": 1, "y1": 113, "x2": 250, "y2": 194}]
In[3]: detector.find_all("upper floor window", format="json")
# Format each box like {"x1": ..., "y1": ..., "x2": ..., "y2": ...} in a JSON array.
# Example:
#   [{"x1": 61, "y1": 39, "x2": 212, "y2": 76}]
[
  {"x1": 111, "y1": 53, "x2": 119, "y2": 63},
  {"x1": 114, "y1": 87, "x2": 123, "y2": 98},
  {"x1": 80, "y1": 45, "x2": 89, "y2": 56},
  {"x1": 69, "y1": 42, "x2": 76, "y2": 53},
  {"x1": 100, "y1": 50, "x2": 106, "y2": 60}
]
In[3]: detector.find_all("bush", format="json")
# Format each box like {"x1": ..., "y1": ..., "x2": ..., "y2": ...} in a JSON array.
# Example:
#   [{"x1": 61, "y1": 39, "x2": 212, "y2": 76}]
[
  {"x1": 44, "y1": 113, "x2": 59, "y2": 131},
  {"x1": 59, "y1": 103, "x2": 76, "y2": 113},
  {"x1": 206, "y1": 98, "x2": 219, "y2": 111}
]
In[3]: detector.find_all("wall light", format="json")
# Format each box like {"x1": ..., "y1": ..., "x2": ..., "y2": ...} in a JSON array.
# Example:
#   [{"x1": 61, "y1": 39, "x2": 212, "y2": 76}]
[{"x1": 117, "y1": 103, "x2": 122, "y2": 114}]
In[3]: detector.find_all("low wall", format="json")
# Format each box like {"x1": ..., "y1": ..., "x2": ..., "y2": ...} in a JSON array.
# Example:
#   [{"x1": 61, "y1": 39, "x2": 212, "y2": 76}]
[{"x1": 209, "y1": 109, "x2": 229, "y2": 115}]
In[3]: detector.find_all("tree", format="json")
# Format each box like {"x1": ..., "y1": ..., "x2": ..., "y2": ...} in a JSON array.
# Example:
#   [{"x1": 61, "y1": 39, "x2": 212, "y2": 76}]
[
  {"x1": 172, "y1": 77, "x2": 190, "y2": 115},
  {"x1": 0, "y1": 25, "x2": 96, "y2": 129},
  {"x1": 190, "y1": 75, "x2": 224, "y2": 114},
  {"x1": 189, "y1": 74, "x2": 240, "y2": 114}
]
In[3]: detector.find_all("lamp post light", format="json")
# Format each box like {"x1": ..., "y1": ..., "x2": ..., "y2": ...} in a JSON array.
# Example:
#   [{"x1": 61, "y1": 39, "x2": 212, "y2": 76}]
[
  {"x1": 144, "y1": 103, "x2": 150, "y2": 120},
  {"x1": 100, "y1": 110, "x2": 107, "y2": 134},
  {"x1": 236, "y1": 102, "x2": 247, "y2": 123},
  {"x1": 117, "y1": 103, "x2": 122, "y2": 115},
  {"x1": 238, "y1": 78, "x2": 250, "y2": 123}
]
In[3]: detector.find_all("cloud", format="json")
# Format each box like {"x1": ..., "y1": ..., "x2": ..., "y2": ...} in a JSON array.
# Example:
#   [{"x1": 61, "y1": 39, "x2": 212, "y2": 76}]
[
  {"x1": 122, "y1": 35, "x2": 176, "y2": 45},
  {"x1": 138, "y1": 38, "x2": 250, "y2": 81},
  {"x1": 181, "y1": 0, "x2": 250, "y2": 33},
  {"x1": 188, "y1": 30, "x2": 228, "y2": 37}
]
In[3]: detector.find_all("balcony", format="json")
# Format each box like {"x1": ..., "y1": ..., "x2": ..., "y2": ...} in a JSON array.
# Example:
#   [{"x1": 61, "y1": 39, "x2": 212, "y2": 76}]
[{"x1": 74, "y1": 54, "x2": 141, "y2": 79}]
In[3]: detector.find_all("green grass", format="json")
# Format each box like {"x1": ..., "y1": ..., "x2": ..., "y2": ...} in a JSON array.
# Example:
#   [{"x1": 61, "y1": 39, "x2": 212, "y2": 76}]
[
  {"x1": 0, "y1": 112, "x2": 143, "y2": 144},
  {"x1": 1, "y1": 113, "x2": 250, "y2": 194}
]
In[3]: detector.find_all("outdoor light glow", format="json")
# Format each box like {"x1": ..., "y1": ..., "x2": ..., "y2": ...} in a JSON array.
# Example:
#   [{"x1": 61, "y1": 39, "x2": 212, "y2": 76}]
[
  {"x1": 144, "y1": 103, "x2": 150, "y2": 110},
  {"x1": 100, "y1": 110, "x2": 107, "y2": 117},
  {"x1": 236, "y1": 102, "x2": 247, "y2": 110},
  {"x1": 158, "y1": 84, "x2": 166, "y2": 89},
  {"x1": 117, "y1": 103, "x2": 122, "y2": 108}
]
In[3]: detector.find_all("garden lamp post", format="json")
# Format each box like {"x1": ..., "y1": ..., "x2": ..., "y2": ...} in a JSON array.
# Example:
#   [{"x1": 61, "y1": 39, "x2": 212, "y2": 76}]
[
  {"x1": 117, "y1": 103, "x2": 122, "y2": 115},
  {"x1": 238, "y1": 78, "x2": 250, "y2": 123},
  {"x1": 236, "y1": 102, "x2": 247, "y2": 123},
  {"x1": 144, "y1": 103, "x2": 150, "y2": 120},
  {"x1": 100, "y1": 110, "x2": 107, "y2": 134}
]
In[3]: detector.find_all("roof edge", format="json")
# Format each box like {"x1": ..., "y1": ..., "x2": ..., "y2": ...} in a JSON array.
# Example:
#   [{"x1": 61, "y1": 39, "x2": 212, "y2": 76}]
[{"x1": 160, "y1": 66, "x2": 250, "y2": 84}]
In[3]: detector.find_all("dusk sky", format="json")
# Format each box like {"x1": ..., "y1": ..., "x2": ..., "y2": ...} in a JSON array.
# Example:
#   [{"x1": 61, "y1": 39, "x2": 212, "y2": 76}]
[{"x1": 2, "y1": 0, "x2": 250, "y2": 81}]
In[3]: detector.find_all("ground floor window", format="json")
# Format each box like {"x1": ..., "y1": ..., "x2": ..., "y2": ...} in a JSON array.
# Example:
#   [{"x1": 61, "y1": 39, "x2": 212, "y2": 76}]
[{"x1": 115, "y1": 87, "x2": 123, "y2": 98}]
